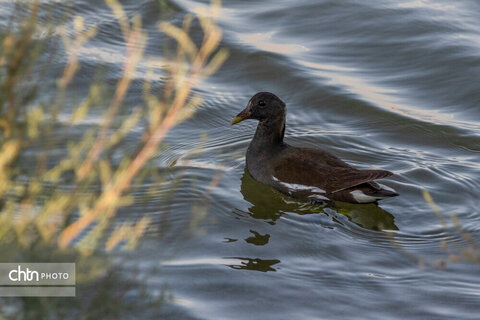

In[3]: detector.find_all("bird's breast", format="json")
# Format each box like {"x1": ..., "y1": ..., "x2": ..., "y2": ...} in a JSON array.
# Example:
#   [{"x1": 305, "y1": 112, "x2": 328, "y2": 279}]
[{"x1": 246, "y1": 146, "x2": 275, "y2": 185}]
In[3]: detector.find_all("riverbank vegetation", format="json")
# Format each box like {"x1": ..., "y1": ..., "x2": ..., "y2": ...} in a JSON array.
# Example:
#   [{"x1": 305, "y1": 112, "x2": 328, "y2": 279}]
[{"x1": 0, "y1": 0, "x2": 226, "y2": 318}]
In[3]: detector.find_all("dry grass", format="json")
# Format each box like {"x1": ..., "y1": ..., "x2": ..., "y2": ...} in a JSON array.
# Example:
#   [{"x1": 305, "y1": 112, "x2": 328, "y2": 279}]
[
  {"x1": 387, "y1": 191, "x2": 479, "y2": 269},
  {"x1": 0, "y1": 0, "x2": 227, "y2": 318},
  {"x1": 422, "y1": 191, "x2": 479, "y2": 266},
  {"x1": 0, "y1": 0, "x2": 227, "y2": 254}
]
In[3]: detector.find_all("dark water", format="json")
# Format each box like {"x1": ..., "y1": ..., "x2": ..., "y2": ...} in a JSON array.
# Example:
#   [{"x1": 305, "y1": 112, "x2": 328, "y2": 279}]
[{"x1": 7, "y1": 0, "x2": 480, "y2": 319}]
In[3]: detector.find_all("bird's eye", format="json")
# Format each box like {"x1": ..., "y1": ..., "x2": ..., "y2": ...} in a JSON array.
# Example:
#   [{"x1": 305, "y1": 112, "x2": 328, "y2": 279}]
[{"x1": 258, "y1": 100, "x2": 266, "y2": 107}]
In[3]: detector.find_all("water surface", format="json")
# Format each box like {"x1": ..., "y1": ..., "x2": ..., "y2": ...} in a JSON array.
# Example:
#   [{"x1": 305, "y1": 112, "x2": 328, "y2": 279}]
[{"x1": 7, "y1": 0, "x2": 480, "y2": 319}]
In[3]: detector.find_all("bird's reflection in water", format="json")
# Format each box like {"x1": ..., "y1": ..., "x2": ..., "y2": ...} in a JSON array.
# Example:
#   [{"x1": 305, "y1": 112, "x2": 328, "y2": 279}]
[
  {"x1": 225, "y1": 169, "x2": 397, "y2": 272},
  {"x1": 226, "y1": 257, "x2": 280, "y2": 272},
  {"x1": 335, "y1": 202, "x2": 398, "y2": 231},
  {"x1": 239, "y1": 168, "x2": 398, "y2": 231},
  {"x1": 245, "y1": 230, "x2": 270, "y2": 245}
]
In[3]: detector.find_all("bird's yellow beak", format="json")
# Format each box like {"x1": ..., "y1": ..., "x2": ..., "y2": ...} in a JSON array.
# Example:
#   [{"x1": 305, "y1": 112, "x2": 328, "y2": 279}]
[
  {"x1": 231, "y1": 116, "x2": 245, "y2": 125},
  {"x1": 231, "y1": 108, "x2": 250, "y2": 125}
]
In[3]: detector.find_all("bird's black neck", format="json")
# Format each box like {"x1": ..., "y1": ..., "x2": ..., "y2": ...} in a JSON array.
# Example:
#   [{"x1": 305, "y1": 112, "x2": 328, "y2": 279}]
[{"x1": 251, "y1": 116, "x2": 286, "y2": 149}]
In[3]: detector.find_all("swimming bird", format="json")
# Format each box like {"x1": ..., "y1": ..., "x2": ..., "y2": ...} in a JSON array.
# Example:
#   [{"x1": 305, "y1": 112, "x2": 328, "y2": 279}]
[{"x1": 231, "y1": 92, "x2": 398, "y2": 204}]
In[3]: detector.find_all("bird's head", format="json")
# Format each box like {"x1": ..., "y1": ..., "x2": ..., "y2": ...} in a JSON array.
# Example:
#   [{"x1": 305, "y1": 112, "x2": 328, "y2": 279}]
[{"x1": 231, "y1": 92, "x2": 286, "y2": 125}]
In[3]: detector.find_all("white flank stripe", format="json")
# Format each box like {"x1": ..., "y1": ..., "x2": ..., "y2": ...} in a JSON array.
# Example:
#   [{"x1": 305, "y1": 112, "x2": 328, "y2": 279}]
[
  {"x1": 272, "y1": 177, "x2": 326, "y2": 194},
  {"x1": 350, "y1": 190, "x2": 387, "y2": 203}
]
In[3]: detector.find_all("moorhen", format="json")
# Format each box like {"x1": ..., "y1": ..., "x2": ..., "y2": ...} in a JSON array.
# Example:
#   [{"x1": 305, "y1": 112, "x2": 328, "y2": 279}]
[{"x1": 231, "y1": 92, "x2": 398, "y2": 204}]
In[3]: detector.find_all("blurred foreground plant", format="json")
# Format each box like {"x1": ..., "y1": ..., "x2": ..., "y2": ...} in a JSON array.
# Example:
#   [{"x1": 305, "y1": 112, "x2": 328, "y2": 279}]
[
  {"x1": 389, "y1": 191, "x2": 479, "y2": 268},
  {"x1": 422, "y1": 191, "x2": 479, "y2": 266},
  {"x1": 0, "y1": 0, "x2": 227, "y2": 254}
]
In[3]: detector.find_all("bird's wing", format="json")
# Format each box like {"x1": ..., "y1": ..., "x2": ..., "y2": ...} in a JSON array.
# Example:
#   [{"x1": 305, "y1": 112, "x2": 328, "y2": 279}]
[
  {"x1": 327, "y1": 168, "x2": 393, "y2": 193},
  {"x1": 272, "y1": 148, "x2": 393, "y2": 194}
]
